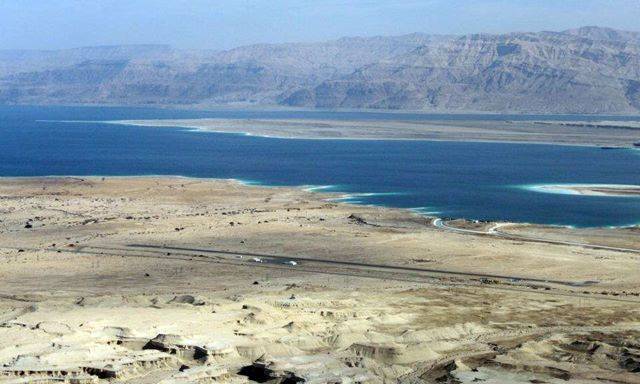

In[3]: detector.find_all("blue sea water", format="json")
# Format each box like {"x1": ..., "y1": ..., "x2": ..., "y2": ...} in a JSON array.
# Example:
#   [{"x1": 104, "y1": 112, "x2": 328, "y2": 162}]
[{"x1": 1, "y1": 105, "x2": 639, "y2": 227}]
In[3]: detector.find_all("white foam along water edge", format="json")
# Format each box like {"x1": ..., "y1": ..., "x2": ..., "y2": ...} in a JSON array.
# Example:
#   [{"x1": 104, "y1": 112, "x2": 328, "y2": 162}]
[
  {"x1": 230, "y1": 180, "x2": 412, "y2": 212},
  {"x1": 40, "y1": 119, "x2": 257, "y2": 136},
  {"x1": 409, "y1": 207, "x2": 442, "y2": 215},
  {"x1": 231, "y1": 178, "x2": 264, "y2": 186},
  {"x1": 519, "y1": 183, "x2": 640, "y2": 197},
  {"x1": 327, "y1": 191, "x2": 407, "y2": 202},
  {"x1": 302, "y1": 185, "x2": 341, "y2": 192}
]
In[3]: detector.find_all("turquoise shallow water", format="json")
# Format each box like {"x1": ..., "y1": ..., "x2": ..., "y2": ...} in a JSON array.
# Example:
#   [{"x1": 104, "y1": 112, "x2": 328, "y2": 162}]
[{"x1": 1, "y1": 105, "x2": 640, "y2": 227}]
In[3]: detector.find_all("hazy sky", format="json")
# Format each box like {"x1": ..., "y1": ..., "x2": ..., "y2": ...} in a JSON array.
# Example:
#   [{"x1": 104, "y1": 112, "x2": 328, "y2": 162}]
[{"x1": 1, "y1": 0, "x2": 639, "y2": 50}]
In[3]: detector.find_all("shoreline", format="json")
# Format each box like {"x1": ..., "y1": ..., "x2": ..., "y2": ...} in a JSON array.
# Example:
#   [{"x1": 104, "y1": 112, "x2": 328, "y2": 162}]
[
  {"x1": 39, "y1": 117, "x2": 640, "y2": 148},
  {"x1": 4, "y1": 175, "x2": 639, "y2": 230}
]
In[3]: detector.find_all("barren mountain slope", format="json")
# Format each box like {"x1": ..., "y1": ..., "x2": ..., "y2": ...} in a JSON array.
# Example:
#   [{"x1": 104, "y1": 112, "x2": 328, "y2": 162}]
[{"x1": 1, "y1": 26, "x2": 639, "y2": 113}]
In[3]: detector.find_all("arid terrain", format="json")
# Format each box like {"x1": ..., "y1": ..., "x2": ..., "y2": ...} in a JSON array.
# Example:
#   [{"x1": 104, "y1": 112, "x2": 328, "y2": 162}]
[
  {"x1": 2, "y1": 26, "x2": 640, "y2": 114},
  {"x1": 1, "y1": 177, "x2": 639, "y2": 383}
]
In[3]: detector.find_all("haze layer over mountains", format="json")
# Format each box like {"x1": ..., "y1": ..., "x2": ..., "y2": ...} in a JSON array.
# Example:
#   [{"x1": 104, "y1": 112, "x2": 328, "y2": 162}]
[{"x1": 1, "y1": 26, "x2": 639, "y2": 113}]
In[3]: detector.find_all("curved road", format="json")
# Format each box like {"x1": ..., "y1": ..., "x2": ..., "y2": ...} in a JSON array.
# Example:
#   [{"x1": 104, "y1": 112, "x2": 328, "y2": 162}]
[{"x1": 432, "y1": 218, "x2": 640, "y2": 254}]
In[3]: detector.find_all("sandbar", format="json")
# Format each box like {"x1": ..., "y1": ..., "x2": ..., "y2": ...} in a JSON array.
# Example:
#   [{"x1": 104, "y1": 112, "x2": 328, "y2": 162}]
[{"x1": 101, "y1": 117, "x2": 640, "y2": 147}]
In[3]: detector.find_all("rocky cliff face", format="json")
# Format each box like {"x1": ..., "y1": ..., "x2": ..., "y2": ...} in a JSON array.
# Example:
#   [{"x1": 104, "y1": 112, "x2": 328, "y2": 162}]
[{"x1": 1, "y1": 27, "x2": 639, "y2": 113}]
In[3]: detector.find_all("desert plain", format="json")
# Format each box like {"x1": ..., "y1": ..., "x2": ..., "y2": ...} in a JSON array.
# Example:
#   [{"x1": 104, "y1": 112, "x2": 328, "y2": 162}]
[{"x1": 0, "y1": 177, "x2": 639, "y2": 383}]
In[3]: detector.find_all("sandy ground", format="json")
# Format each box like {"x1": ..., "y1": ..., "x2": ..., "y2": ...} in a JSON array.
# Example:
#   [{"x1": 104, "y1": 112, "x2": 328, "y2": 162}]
[
  {"x1": 107, "y1": 118, "x2": 640, "y2": 147},
  {"x1": 1, "y1": 177, "x2": 639, "y2": 383}
]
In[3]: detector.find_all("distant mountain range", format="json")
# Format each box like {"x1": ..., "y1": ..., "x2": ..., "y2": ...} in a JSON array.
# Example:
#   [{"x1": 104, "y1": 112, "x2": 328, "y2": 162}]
[{"x1": 1, "y1": 26, "x2": 640, "y2": 114}]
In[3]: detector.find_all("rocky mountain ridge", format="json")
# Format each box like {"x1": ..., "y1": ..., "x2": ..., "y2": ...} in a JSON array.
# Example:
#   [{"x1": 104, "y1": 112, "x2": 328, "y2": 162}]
[{"x1": 1, "y1": 26, "x2": 639, "y2": 113}]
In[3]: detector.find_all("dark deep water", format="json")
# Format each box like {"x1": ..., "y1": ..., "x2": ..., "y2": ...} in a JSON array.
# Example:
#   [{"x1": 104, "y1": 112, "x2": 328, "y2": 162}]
[{"x1": 1, "y1": 105, "x2": 639, "y2": 227}]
